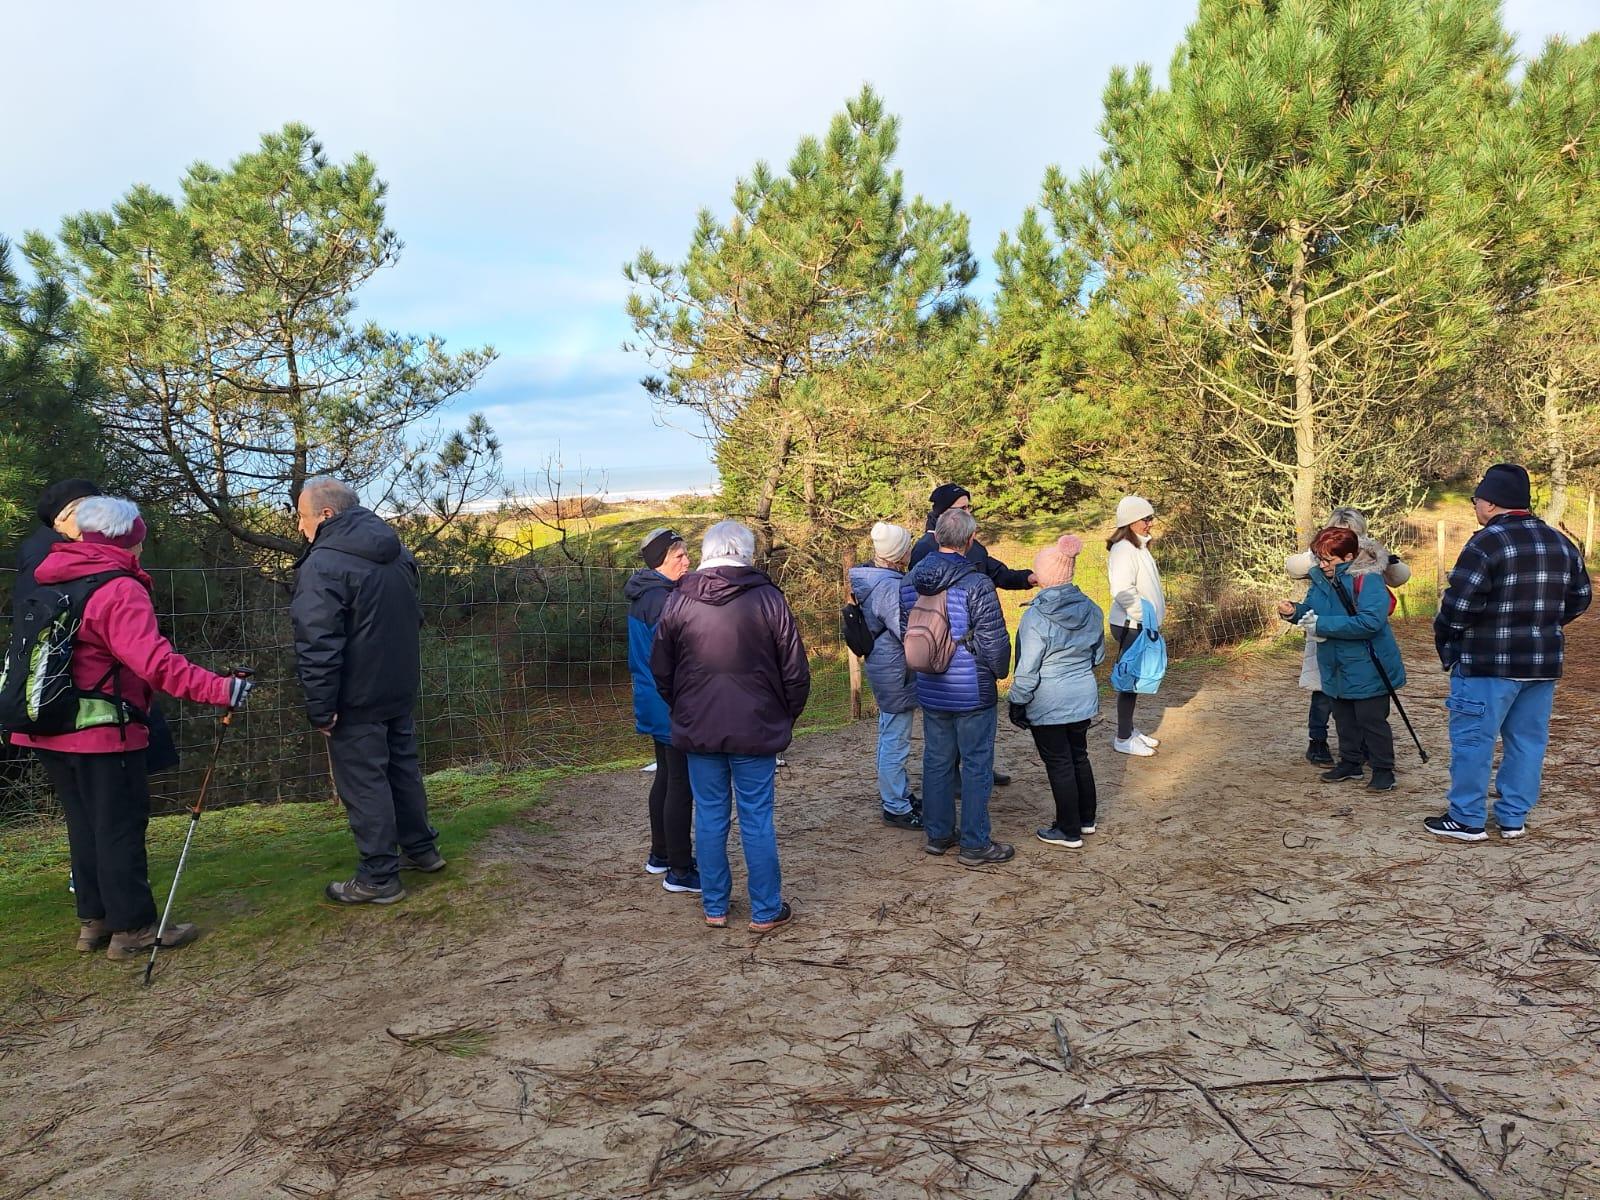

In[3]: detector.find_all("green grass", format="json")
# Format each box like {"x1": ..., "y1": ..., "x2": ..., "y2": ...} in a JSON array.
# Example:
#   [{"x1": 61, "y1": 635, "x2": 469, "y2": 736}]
[{"x1": 0, "y1": 766, "x2": 550, "y2": 1003}]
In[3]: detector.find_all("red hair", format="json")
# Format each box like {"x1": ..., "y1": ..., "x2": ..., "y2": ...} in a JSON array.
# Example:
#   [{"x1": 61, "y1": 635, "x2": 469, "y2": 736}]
[{"x1": 1311, "y1": 526, "x2": 1360, "y2": 559}]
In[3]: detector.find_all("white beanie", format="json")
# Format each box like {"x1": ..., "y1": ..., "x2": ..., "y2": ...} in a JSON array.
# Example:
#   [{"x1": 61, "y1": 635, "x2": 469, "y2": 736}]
[
  {"x1": 870, "y1": 521, "x2": 914, "y2": 563},
  {"x1": 1115, "y1": 495, "x2": 1155, "y2": 527}
]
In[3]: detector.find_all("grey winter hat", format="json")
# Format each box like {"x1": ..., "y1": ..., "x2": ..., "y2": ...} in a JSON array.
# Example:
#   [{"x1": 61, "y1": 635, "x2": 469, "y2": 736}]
[{"x1": 640, "y1": 527, "x2": 683, "y2": 569}]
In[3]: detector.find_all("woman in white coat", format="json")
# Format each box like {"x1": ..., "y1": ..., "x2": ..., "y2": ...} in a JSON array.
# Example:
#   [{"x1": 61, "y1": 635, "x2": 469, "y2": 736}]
[{"x1": 1105, "y1": 495, "x2": 1166, "y2": 756}]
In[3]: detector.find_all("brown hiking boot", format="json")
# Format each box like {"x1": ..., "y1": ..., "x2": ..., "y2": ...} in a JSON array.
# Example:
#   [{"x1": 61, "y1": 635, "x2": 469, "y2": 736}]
[
  {"x1": 106, "y1": 922, "x2": 198, "y2": 962},
  {"x1": 76, "y1": 919, "x2": 110, "y2": 953}
]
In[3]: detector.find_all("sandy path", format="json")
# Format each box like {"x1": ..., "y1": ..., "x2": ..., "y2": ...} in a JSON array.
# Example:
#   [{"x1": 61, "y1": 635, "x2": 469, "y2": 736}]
[{"x1": 2, "y1": 619, "x2": 1597, "y2": 1199}]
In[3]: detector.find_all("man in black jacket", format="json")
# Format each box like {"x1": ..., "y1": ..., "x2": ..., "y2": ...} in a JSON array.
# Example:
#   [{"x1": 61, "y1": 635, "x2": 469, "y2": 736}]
[{"x1": 291, "y1": 478, "x2": 440, "y2": 904}]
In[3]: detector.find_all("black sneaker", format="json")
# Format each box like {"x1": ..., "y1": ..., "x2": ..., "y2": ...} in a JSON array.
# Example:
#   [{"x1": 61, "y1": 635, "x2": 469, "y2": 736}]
[
  {"x1": 992, "y1": 770, "x2": 1012, "y2": 787},
  {"x1": 1423, "y1": 814, "x2": 1487, "y2": 842},
  {"x1": 1367, "y1": 769, "x2": 1397, "y2": 793},
  {"x1": 882, "y1": 807, "x2": 924, "y2": 830},
  {"x1": 1035, "y1": 826, "x2": 1083, "y2": 849},
  {"x1": 957, "y1": 841, "x2": 1016, "y2": 868},
  {"x1": 325, "y1": 877, "x2": 406, "y2": 905},
  {"x1": 1320, "y1": 763, "x2": 1364, "y2": 784},
  {"x1": 924, "y1": 835, "x2": 958, "y2": 856},
  {"x1": 1305, "y1": 739, "x2": 1334, "y2": 766},
  {"x1": 662, "y1": 868, "x2": 702, "y2": 894},
  {"x1": 399, "y1": 848, "x2": 447, "y2": 873}
]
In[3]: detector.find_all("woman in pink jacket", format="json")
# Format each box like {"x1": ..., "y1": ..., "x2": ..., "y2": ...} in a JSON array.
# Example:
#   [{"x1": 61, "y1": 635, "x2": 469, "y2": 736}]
[{"x1": 9, "y1": 497, "x2": 251, "y2": 961}]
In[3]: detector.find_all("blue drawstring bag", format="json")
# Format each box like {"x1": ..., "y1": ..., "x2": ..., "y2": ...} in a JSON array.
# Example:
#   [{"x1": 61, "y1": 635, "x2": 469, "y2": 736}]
[{"x1": 1109, "y1": 599, "x2": 1168, "y2": 695}]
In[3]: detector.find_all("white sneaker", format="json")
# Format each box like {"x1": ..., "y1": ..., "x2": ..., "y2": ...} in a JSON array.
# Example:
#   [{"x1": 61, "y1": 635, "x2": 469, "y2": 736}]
[
  {"x1": 1133, "y1": 729, "x2": 1160, "y2": 749},
  {"x1": 1500, "y1": 825, "x2": 1526, "y2": 840},
  {"x1": 1081, "y1": 824, "x2": 1097, "y2": 835},
  {"x1": 1113, "y1": 736, "x2": 1156, "y2": 757}
]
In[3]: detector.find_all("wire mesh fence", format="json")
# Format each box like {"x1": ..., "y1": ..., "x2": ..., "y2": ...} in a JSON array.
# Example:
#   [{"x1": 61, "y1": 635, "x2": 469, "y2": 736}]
[{"x1": 0, "y1": 518, "x2": 1506, "y2": 827}]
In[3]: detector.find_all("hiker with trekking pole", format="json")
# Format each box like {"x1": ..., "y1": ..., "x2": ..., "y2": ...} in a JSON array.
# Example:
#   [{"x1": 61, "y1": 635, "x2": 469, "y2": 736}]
[
  {"x1": 1278, "y1": 525, "x2": 1412, "y2": 793},
  {"x1": 0, "y1": 497, "x2": 253, "y2": 962}
]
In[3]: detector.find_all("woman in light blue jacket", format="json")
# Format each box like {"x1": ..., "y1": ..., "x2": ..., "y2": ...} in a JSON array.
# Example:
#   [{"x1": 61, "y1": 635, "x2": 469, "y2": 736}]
[
  {"x1": 848, "y1": 522, "x2": 921, "y2": 829},
  {"x1": 1007, "y1": 535, "x2": 1106, "y2": 849}
]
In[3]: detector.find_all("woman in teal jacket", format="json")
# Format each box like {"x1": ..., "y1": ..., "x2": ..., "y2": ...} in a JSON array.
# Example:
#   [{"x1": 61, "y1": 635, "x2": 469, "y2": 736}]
[{"x1": 1279, "y1": 526, "x2": 1406, "y2": 793}]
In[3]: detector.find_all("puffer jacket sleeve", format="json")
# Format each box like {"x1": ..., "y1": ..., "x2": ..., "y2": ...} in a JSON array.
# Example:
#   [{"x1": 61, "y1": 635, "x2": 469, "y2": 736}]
[
  {"x1": 1284, "y1": 550, "x2": 1313, "y2": 580},
  {"x1": 867, "y1": 576, "x2": 901, "y2": 642},
  {"x1": 649, "y1": 593, "x2": 683, "y2": 709},
  {"x1": 1009, "y1": 612, "x2": 1046, "y2": 707},
  {"x1": 769, "y1": 590, "x2": 812, "y2": 719},
  {"x1": 1316, "y1": 573, "x2": 1386, "y2": 641},
  {"x1": 92, "y1": 579, "x2": 232, "y2": 708},
  {"x1": 291, "y1": 556, "x2": 352, "y2": 727},
  {"x1": 1107, "y1": 543, "x2": 1140, "y2": 626},
  {"x1": 968, "y1": 579, "x2": 1012, "y2": 681}
]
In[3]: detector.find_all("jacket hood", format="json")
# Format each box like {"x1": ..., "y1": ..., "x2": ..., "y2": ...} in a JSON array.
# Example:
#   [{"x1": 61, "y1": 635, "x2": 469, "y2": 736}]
[
  {"x1": 624, "y1": 568, "x2": 675, "y2": 602},
  {"x1": 909, "y1": 551, "x2": 976, "y2": 596},
  {"x1": 305, "y1": 506, "x2": 402, "y2": 565},
  {"x1": 33, "y1": 541, "x2": 152, "y2": 589},
  {"x1": 1348, "y1": 536, "x2": 1392, "y2": 577},
  {"x1": 849, "y1": 564, "x2": 900, "y2": 604},
  {"x1": 1029, "y1": 583, "x2": 1097, "y2": 632},
  {"x1": 678, "y1": 565, "x2": 773, "y2": 606}
]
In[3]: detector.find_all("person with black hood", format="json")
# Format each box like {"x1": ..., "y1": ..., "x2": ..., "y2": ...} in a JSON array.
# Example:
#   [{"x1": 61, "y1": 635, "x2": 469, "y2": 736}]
[
  {"x1": 651, "y1": 521, "x2": 810, "y2": 932},
  {"x1": 908, "y1": 484, "x2": 1033, "y2": 786},
  {"x1": 15, "y1": 479, "x2": 101, "y2": 606},
  {"x1": 291, "y1": 477, "x2": 442, "y2": 905},
  {"x1": 624, "y1": 527, "x2": 699, "y2": 895}
]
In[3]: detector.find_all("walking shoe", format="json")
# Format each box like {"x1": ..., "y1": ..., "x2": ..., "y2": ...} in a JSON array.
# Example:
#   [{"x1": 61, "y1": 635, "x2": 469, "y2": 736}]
[
  {"x1": 993, "y1": 770, "x2": 1012, "y2": 786},
  {"x1": 106, "y1": 922, "x2": 198, "y2": 962},
  {"x1": 644, "y1": 854, "x2": 671, "y2": 875},
  {"x1": 1305, "y1": 739, "x2": 1334, "y2": 766},
  {"x1": 662, "y1": 868, "x2": 703, "y2": 894},
  {"x1": 1133, "y1": 729, "x2": 1160, "y2": 749},
  {"x1": 1320, "y1": 763, "x2": 1364, "y2": 784},
  {"x1": 924, "y1": 835, "x2": 958, "y2": 856},
  {"x1": 957, "y1": 841, "x2": 1016, "y2": 868},
  {"x1": 1423, "y1": 814, "x2": 1488, "y2": 842},
  {"x1": 749, "y1": 901, "x2": 793, "y2": 932},
  {"x1": 1367, "y1": 769, "x2": 1397, "y2": 793},
  {"x1": 1113, "y1": 736, "x2": 1156, "y2": 757},
  {"x1": 1081, "y1": 823, "x2": 1097, "y2": 835},
  {"x1": 1500, "y1": 825, "x2": 1526, "y2": 840},
  {"x1": 882, "y1": 807, "x2": 924, "y2": 830},
  {"x1": 1035, "y1": 826, "x2": 1084, "y2": 849},
  {"x1": 704, "y1": 913, "x2": 728, "y2": 928},
  {"x1": 76, "y1": 919, "x2": 110, "y2": 953},
  {"x1": 399, "y1": 848, "x2": 447, "y2": 873},
  {"x1": 325, "y1": 877, "x2": 406, "y2": 905}
]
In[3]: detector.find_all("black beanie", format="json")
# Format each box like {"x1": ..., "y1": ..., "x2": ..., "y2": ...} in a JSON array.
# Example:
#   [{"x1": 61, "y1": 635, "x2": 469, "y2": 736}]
[
  {"x1": 926, "y1": 483, "x2": 971, "y2": 529},
  {"x1": 640, "y1": 527, "x2": 682, "y2": 569},
  {"x1": 1473, "y1": 464, "x2": 1531, "y2": 511},
  {"x1": 35, "y1": 478, "x2": 101, "y2": 526}
]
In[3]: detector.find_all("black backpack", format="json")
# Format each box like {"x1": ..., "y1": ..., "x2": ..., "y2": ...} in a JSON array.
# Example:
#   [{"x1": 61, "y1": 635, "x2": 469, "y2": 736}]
[
  {"x1": 0, "y1": 572, "x2": 140, "y2": 736},
  {"x1": 840, "y1": 601, "x2": 877, "y2": 658}
]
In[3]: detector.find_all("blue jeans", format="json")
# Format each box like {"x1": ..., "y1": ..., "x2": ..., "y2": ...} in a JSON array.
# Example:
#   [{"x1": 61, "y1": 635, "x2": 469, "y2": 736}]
[
  {"x1": 876, "y1": 710, "x2": 915, "y2": 814},
  {"x1": 922, "y1": 706, "x2": 996, "y2": 851},
  {"x1": 1445, "y1": 672, "x2": 1557, "y2": 830},
  {"x1": 686, "y1": 753, "x2": 783, "y2": 922}
]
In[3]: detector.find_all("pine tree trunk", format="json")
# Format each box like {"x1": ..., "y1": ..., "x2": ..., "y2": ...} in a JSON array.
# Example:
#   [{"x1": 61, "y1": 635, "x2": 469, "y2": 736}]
[
  {"x1": 1544, "y1": 362, "x2": 1569, "y2": 527},
  {"x1": 754, "y1": 414, "x2": 794, "y2": 546},
  {"x1": 1288, "y1": 224, "x2": 1317, "y2": 544}
]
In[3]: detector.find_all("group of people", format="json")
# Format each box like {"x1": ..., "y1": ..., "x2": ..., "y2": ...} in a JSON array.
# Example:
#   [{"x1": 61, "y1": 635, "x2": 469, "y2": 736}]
[
  {"x1": 7, "y1": 458, "x2": 1591, "y2": 954},
  {"x1": 6, "y1": 477, "x2": 444, "y2": 962}
]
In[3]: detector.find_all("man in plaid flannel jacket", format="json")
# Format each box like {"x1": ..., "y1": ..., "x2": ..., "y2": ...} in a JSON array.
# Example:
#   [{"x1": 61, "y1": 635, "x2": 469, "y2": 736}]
[{"x1": 1426, "y1": 464, "x2": 1592, "y2": 842}]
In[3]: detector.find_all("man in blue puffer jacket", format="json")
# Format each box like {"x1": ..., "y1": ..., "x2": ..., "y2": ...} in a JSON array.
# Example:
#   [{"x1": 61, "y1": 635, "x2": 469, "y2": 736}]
[
  {"x1": 625, "y1": 528, "x2": 698, "y2": 894},
  {"x1": 901, "y1": 508, "x2": 1015, "y2": 867},
  {"x1": 848, "y1": 521, "x2": 922, "y2": 830}
]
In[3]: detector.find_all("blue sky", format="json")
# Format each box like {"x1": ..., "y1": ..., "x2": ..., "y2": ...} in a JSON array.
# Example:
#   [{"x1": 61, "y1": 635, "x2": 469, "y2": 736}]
[{"x1": 4, "y1": 0, "x2": 1593, "y2": 492}]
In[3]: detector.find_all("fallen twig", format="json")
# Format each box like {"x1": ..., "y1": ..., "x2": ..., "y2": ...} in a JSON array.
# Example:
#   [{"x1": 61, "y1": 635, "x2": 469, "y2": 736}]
[
  {"x1": 1171, "y1": 1068, "x2": 1275, "y2": 1165},
  {"x1": 1052, "y1": 1017, "x2": 1075, "y2": 1071}
]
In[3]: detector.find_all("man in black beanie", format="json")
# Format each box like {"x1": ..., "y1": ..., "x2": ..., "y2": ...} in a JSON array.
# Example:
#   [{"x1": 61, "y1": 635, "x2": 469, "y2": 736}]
[
  {"x1": 14, "y1": 479, "x2": 102, "y2": 610},
  {"x1": 1426, "y1": 463, "x2": 1591, "y2": 843}
]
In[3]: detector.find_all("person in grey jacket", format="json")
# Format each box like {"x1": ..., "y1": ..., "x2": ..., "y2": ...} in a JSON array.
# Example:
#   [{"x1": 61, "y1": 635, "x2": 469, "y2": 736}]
[
  {"x1": 1007, "y1": 536, "x2": 1106, "y2": 849},
  {"x1": 848, "y1": 521, "x2": 921, "y2": 830},
  {"x1": 291, "y1": 477, "x2": 442, "y2": 906}
]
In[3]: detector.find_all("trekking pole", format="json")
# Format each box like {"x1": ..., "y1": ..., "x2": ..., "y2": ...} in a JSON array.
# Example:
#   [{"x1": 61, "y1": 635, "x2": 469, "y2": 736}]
[
  {"x1": 143, "y1": 668, "x2": 253, "y2": 986},
  {"x1": 1329, "y1": 579, "x2": 1428, "y2": 763}
]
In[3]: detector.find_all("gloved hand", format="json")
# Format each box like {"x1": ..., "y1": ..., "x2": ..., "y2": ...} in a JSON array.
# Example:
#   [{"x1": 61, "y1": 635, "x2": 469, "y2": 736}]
[
  {"x1": 1008, "y1": 702, "x2": 1031, "y2": 730},
  {"x1": 227, "y1": 675, "x2": 255, "y2": 710},
  {"x1": 1297, "y1": 612, "x2": 1323, "y2": 643}
]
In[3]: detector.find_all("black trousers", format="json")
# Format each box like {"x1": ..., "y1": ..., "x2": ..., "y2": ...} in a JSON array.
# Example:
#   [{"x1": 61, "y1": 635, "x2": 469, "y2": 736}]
[
  {"x1": 1030, "y1": 721, "x2": 1097, "y2": 836},
  {"x1": 1329, "y1": 695, "x2": 1394, "y2": 771},
  {"x1": 36, "y1": 748, "x2": 157, "y2": 932},
  {"x1": 326, "y1": 714, "x2": 437, "y2": 885},
  {"x1": 1111, "y1": 624, "x2": 1138, "y2": 740},
  {"x1": 649, "y1": 739, "x2": 694, "y2": 871}
]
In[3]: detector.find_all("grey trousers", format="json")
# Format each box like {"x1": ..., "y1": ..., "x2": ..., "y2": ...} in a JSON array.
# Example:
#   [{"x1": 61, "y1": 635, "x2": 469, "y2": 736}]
[{"x1": 327, "y1": 714, "x2": 437, "y2": 885}]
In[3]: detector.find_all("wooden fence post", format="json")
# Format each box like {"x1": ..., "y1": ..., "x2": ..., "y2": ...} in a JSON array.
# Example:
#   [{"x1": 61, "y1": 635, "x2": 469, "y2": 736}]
[
  {"x1": 1586, "y1": 490, "x2": 1595, "y2": 561},
  {"x1": 1436, "y1": 520, "x2": 1448, "y2": 596},
  {"x1": 842, "y1": 545, "x2": 862, "y2": 720}
]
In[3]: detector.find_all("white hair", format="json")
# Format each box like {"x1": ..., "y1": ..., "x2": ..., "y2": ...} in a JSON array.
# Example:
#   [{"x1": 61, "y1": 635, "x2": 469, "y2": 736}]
[
  {"x1": 935, "y1": 508, "x2": 977, "y2": 550},
  {"x1": 300, "y1": 477, "x2": 361, "y2": 515},
  {"x1": 73, "y1": 496, "x2": 141, "y2": 538},
  {"x1": 1327, "y1": 507, "x2": 1369, "y2": 536},
  {"x1": 700, "y1": 520, "x2": 756, "y2": 566}
]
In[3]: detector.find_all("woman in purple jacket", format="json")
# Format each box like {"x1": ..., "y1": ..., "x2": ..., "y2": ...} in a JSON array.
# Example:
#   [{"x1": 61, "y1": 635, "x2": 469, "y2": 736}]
[{"x1": 650, "y1": 521, "x2": 811, "y2": 932}]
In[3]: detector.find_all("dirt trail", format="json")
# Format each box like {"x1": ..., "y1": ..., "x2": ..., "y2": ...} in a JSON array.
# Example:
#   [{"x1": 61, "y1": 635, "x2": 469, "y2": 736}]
[{"x1": 2, "y1": 620, "x2": 1597, "y2": 1199}]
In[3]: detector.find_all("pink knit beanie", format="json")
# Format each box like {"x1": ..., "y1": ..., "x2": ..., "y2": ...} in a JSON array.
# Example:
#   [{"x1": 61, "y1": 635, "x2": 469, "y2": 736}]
[{"x1": 1033, "y1": 534, "x2": 1083, "y2": 588}]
